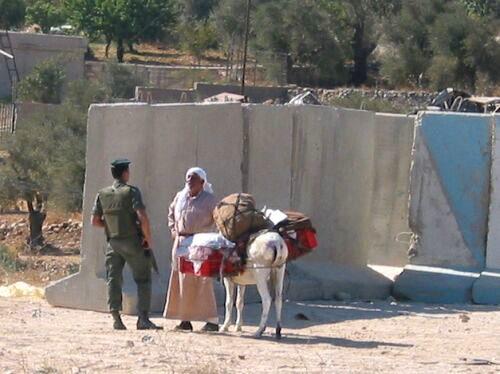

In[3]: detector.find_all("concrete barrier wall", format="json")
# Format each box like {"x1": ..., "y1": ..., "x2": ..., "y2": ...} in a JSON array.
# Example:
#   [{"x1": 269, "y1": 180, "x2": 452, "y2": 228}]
[
  {"x1": 194, "y1": 83, "x2": 288, "y2": 103},
  {"x1": 46, "y1": 104, "x2": 415, "y2": 312},
  {"x1": 0, "y1": 32, "x2": 87, "y2": 98},
  {"x1": 135, "y1": 87, "x2": 195, "y2": 103},
  {"x1": 85, "y1": 62, "x2": 223, "y2": 90},
  {"x1": 473, "y1": 114, "x2": 500, "y2": 304},
  {"x1": 395, "y1": 112, "x2": 493, "y2": 303},
  {"x1": 369, "y1": 114, "x2": 414, "y2": 266},
  {"x1": 135, "y1": 83, "x2": 290, "y2": 104}
]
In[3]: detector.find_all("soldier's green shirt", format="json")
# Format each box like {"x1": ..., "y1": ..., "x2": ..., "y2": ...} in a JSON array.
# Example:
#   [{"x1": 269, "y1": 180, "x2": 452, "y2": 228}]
[{"x1": 92, "y1": 180, "x2": 146, "y2": 216}]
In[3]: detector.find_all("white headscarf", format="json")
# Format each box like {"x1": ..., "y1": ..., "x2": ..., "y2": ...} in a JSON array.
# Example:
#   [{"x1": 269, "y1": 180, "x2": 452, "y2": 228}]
[{"x1": 174, "y1": 167, "x2": 213, "y2": 219}]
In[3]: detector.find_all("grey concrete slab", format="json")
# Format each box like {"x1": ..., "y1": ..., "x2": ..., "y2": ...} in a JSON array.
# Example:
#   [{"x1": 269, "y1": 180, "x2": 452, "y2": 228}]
[
  {"x1": 246, "y1": 105, "x2": 294, "y2": 209},
  {"x1": 0, "y1": 32, "x2": 87, "y2": 98},
  {"x1": 290, "y1": 262, "x2": 392, "y2": 301},
  {"x1": 46, "y1": 103, "x2": 156, "y2": 313},
  {"x1": 407, "y1": 113, "x2": 491, "y2": 270},
  {"x1": 291, "y1": 106, "x2": 375, "y2": 266},
  {"x1": 47, "y1": 103, "x2": 244, "y2": 313},
  {"x1": 472, "y1": 270, "x2": 500, "y2": 304},
  {"x1": 393, "y1": 265, "x2": 480, "y2": 303},
  {"x1": 483, "y1": 115, "x2": 500, "y2": 270},
  {"x1": 369, "y1": 114, "x2": 414, "y2": 266}
]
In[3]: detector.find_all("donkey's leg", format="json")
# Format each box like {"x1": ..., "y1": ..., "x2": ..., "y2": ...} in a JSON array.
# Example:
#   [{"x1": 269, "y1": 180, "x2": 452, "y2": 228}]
[
  {"x1": 221, "y1": 278, "x2": 235, "y2": 332},
  {"x1": 235, "y1": 285, "x2": 246, "y2": 332},
  {"x1": 273, "y1": 265, "x2": 286, "y2": 340},
  {"x1": 254, "y1": 269, "x2": 272, "y2": 337}
]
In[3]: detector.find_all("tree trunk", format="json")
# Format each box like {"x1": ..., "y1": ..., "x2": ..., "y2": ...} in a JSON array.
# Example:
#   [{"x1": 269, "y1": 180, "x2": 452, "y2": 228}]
[
  {"x1": 117, "y1": 38, "x2": 125, "y2": 63},
  {"x1": 26, "y1": 198, "x2": 46, "y2": 250},
  {"x1": 105, "y1": 37, "x2": 112, "y2": 58},
  {"x1": 351, "y1": 22, "x2": 375, "y2": 86}
]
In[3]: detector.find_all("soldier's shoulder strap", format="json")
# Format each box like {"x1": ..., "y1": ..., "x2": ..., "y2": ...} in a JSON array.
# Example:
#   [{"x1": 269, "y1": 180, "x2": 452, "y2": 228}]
[{"x1": 98, "y1": 185, "x2": 115, "y2": 195}]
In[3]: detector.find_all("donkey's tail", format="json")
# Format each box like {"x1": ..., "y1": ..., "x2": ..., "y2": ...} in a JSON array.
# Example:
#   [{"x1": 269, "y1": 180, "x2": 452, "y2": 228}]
[{"x1": 271, "y1": 235, "x2": 288, "y2": 268}]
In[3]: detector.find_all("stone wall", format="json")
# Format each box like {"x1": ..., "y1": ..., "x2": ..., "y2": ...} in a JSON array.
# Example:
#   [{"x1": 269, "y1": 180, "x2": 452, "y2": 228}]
[
  {"x1": 290, "y1": 87, "x2": 435, "y2": 112},
  {"x1": 85, "y1": 62, "x2": 223, "y2": 91},
  {"x1": 45, "y1": 104, "x2": 415, "y2": 313},
  {"x1": 0, "y1": 32, "x2": 87, "y2": 98},
  {"x1": 135, "y1": 83, "x2": 289, "y2": 104},
  {"x1": 134, "y1": 87, "x2": 195, "y2": 103}
]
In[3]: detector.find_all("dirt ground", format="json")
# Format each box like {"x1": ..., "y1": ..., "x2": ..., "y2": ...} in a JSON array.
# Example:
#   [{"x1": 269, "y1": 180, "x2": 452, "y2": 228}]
[
  {"x1": 1, "y1": 297, "x2": 499, "y2": 373},
  {"x1": 0, "y1": 213, "x2": 81, "y2": 286}
]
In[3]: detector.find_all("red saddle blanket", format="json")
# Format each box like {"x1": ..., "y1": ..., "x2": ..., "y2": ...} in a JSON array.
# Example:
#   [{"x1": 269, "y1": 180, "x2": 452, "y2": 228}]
[{"x1": 178, "y1": 250, "x2": 243, "y2": 277}]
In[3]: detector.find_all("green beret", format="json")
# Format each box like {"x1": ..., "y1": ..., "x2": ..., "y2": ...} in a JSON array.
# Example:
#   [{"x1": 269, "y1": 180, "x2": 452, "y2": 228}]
[{"x1": 110, "y1": 158, "x2": 131, "y2": 168}]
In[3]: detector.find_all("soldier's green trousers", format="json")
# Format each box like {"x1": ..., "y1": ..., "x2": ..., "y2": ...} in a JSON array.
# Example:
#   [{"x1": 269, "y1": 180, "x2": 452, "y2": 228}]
[{"x1": 105, "y1": 237, "x2": 151, "y2": 313}]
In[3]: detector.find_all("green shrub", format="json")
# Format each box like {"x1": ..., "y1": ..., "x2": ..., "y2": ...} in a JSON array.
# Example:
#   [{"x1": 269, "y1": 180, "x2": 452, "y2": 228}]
[
  {"x1": 104, "y1": 63, "x2": 144, "y2": 99},
  {"x1": 326, "y1": 93, "x2": 412, "y2": 114},
  {"x1": 0, "y1": 245, "x2": 25, "y2": 272},
  {"x1": 17, "y1": 59, "x2": 65, "y2": 104}
]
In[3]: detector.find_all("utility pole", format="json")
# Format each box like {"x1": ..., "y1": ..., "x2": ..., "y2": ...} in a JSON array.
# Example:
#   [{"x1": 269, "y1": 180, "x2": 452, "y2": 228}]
[{"x1": 241, "y1": 0, "x2": 251, "y2": 96}]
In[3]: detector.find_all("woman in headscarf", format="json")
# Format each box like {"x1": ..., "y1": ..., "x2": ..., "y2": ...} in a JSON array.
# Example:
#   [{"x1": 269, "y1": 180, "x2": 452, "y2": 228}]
[{"x1": 163, "y1": 167, "x2": 219, "y2": 332}]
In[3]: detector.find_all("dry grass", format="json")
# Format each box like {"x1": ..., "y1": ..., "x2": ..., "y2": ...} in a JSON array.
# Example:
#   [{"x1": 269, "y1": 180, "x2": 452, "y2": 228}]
[{"x1": 89, "y1": 42, "x2": 228, "y2": 67}]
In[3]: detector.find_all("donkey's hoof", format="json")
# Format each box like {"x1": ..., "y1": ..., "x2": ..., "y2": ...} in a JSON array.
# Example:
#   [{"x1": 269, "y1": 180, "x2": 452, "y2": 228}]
[
  {"x1": 235, "y1": 325, "x2": 242, "y2": 332},
  {"x1": 276, "y1": 324, "x2": 282, "y2": 340},
  {"x1": 221, "y1": 324, "x2": 230, "y2": 332},
  {"x1": 253, "y1": 328, "x2": 265, "y2": 338}
]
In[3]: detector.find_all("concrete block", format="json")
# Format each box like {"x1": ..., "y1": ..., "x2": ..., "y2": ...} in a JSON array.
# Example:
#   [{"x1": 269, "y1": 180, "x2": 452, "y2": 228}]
[
  {"x1": 394, "y1": 265, "x2": 480, "y2": 303},
  {"x1": 46, "y1": 103, "x2": 154, "y2": 313},
  {"x1": 46, "y1": 103, "x2": 244, "y2": 313},
  {"x1": 245, "y1": 105, "x2": 294, "y2": 209},
  {"x1": 0, "y1": 32, "x2": 87, "y2": 98},
  {"x1": 369, "y1": 114, "x2": 414, "y2": 266},
  {"x1": 289, "y1": 262, "x2": 392, "y2": 301},
  {"x1": 291, "y1": 106, "x2": 375, "y2": 266},
  {"x1": 407, "y1": 112, "x2": 491, "y2": 270},
  {"x1": 472, "y1": 270, "x2": 500, "y2": 304},
  {"x1": 482, "y1": 115, "x2": 500, "y2": 270},
  {"x1": 473, "y1": 115, "x2": 500, "y2": 305}
]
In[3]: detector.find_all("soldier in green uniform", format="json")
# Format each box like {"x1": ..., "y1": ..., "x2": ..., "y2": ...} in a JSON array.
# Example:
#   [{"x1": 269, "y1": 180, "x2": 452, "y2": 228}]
[{"x1": 91, "y1": 159, "x2": 162, "y2": 330}]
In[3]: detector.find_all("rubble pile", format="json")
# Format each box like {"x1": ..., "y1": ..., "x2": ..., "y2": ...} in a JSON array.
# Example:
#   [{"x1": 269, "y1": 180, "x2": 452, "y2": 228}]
[
  {"x1": 288, "y1": 87, "x2": 435, "y2": 110},
  {"x1": 0, "y1": 220, "x2": 27, "y2": 241}
]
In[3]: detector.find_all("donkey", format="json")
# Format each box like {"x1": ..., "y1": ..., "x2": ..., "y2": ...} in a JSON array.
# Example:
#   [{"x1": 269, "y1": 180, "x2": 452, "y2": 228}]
[{"x1": 221, "y1": 231, "x2": 288, "y2": 339}]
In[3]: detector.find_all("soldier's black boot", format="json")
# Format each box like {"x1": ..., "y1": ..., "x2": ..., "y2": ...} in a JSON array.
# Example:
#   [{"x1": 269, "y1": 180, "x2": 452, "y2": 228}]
[
  {"x1": 111, "y1": 311, "x2": 127, "y2": 330},
  {"x1": 137, "y1": 311, "x2": 163, "y2": 330},
  {"x1": 174, "y1": 321, "x2": 193, "y2": 331}
]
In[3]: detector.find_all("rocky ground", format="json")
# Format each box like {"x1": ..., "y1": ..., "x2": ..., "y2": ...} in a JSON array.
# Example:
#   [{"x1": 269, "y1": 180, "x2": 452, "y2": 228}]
[
  {"x1": 0, "y1": 213, "x2": 81, "y2": 286},
  {"x1": 1, "y1": 297, "x2": 500, "y2": 373}
]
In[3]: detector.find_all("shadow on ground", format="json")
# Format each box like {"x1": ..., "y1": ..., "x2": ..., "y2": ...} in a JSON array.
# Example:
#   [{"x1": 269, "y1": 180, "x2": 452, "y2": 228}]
[
  {"x1": 211, "y1": 299, "x2": 500, "y2": 331},
  {"x1": 230, "y1": 331, "x2": 414, "y2": 348}
]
